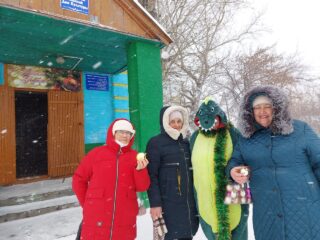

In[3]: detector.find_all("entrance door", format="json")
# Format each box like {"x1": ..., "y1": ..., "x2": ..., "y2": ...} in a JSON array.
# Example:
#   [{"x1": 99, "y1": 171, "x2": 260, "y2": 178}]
[
  {"x1": 48, "y1": 91, "x2": 84, "y2": 177},
  {"x1": 15, "y1": 91, "x2": 48, "y2": 178},
  {"x1": 0, "y1": 86, "x2": 16, "y2": 184}
]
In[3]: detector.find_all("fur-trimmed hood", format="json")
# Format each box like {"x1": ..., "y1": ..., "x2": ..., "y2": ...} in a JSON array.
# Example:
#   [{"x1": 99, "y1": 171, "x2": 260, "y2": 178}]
[
  {"x1": 160, "y1": 105, "x2": 189, "y2": 140},
  {"x1": 238, "y1": 85, "x2": 293, "y2": 138}
]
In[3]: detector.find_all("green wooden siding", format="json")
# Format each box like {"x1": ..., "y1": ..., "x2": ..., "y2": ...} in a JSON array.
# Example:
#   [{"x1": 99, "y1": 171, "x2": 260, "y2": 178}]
[{"x1": 127, "y1": 42, "x2": 163, "y2": 152}]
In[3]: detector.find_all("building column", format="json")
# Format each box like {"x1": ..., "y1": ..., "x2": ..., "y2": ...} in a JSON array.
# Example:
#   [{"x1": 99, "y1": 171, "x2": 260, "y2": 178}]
[{"x1": 127, "y1": 41, "x2": 163, "y2": 152}]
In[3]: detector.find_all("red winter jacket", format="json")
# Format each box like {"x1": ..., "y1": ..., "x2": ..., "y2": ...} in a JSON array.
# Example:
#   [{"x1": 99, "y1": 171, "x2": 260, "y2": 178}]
[{"x1": 72, "y1": 119, "x2": 150, "y2": 240}]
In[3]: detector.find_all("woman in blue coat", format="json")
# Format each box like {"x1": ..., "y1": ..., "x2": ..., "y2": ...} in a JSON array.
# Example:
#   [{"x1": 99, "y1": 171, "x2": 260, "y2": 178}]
[
  {"x1": 226, "y1": 85, "x2": 320, "y2": 240},
  {"x1": 146, "y1": 106, "x2": 199, "y2": 240}
]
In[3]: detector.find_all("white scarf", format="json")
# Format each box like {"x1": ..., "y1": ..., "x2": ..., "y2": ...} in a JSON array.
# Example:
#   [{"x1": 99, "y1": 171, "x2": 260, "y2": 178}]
[{"x1": 115, "y1": 140, "x2": 128, "y2": 148}]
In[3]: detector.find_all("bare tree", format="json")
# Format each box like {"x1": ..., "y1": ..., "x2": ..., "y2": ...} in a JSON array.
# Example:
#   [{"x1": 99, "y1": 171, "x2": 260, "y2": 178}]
[
  {"x1": 152, "y1": 0, "x2": 264, "y2": 116},
  {"x1": 139, "y1": 0, "x2": 320, "y2": 133},
  {"x1": 220, "y1": 46, "x2": 320, "y2": 132},
  {"x1": 137, "y1": 0, "x2": 158, "y2": 18},
  {"x1": 220, "y1": 46, "x2": 303, "y2": 108},
  {"x1": 290, "y1": 83, "x2": 320, "y2": 133}
]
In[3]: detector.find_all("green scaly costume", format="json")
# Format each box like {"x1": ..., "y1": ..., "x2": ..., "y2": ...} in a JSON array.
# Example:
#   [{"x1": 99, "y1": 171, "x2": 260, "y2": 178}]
[{"x1": 190, "y1": 97, "x2": 248, "y2": 240}]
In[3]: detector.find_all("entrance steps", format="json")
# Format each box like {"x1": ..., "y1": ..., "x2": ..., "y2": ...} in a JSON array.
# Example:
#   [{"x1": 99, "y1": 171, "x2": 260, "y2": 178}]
[{"x1": 0, "y1": 177, "x2": 79, "y2": 223}]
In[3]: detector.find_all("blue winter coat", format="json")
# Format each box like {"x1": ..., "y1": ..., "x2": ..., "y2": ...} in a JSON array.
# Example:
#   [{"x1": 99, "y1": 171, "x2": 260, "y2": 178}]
[{"x1": 227, "y1": 120, "x2": 320, "y2": 240}]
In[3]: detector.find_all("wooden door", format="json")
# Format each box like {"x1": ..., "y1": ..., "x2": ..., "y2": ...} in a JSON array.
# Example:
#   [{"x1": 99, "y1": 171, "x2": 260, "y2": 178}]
[
  {"x1": 48, "y1": 91, "x2": 84, "y2": 177},
  {"x1": 0, "y1": 86, "x2": 16, "y2": 184}
]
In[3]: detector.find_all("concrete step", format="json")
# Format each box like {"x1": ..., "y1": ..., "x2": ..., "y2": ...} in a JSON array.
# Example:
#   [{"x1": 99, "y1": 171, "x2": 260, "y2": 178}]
[
  {"x1": 0, "y1": 178, "x2": 73, "y2": 203},
  {"x1": 0, "y1": 177, "x2": 80, "y2": 223},
  {"x1": 0, "y1": 194, "x2": 79, "y2": 223},
  {"x1": 0, "y1": 188, "x2": 74, "y2": 207}
]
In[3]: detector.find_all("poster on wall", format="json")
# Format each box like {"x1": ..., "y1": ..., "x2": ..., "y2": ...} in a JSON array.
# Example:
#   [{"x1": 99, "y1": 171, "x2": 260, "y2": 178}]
[
  {"x1": 8, "y1": 65, "x2": 81, "y2": 91},
  {"x1": 85, "y1": 73, "x2": 109, "y2": 91}
]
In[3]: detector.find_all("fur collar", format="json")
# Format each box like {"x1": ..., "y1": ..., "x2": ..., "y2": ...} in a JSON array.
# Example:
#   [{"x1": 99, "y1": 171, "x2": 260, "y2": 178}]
[
  {"x1": 162, "y1": 106, "x2": 189, "y2": 140},
  {"x1": 238, "y1": 85, "x2": 294, "y2": 138}
]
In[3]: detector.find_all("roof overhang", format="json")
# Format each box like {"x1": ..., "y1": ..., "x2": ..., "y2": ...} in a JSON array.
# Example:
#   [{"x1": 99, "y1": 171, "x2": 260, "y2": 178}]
[{"x1": 0, "y1": 5, "x2": 164, "y2": 74}]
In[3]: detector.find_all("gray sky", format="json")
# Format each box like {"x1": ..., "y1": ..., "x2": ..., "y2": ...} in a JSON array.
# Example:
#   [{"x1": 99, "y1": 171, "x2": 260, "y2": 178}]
[{"x1": 253, "y1": 0, "x2": 320, "y2": 75}]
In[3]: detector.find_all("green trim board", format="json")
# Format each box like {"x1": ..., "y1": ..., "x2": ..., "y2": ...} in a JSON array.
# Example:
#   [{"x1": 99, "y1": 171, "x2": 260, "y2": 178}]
[
  {"x1": 85, "y1": 143, "x2": 104, "y2": 153},
  {"x1": 0, "y1": 63, "x2": 3, "y2": 85},
  {"x1": 0, "y1": 5, "x2": 163, "y2": 74}
]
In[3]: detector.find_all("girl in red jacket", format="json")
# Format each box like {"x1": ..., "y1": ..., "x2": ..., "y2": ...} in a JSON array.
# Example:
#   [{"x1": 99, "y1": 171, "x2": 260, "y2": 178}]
[{"x1": 73, "y1": 119, "x2": 150, "y2": 240}]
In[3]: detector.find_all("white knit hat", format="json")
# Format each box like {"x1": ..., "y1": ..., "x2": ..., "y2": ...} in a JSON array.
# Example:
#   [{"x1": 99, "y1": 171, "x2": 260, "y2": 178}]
[
  {"x1": 112, "y1": 120, "x2": 135, "y2": 136},
  {"x1": 253, "y1": 96, "x2": 272, "y2": 107},
  {"x1": 169, "y1": 110, "x2": 183, "y2": 122}
]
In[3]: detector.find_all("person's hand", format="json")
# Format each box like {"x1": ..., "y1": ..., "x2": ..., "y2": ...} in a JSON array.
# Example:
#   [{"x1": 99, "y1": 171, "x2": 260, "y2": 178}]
[
  {"x1": 230, "y1": 166, "x2": 250, "y2": 184},
  {"x1": 138, "y1": 205, "x2": 147, "y2": 216},
  {"x1": 150, "y1": 207, "x2": 162, "y2": 220},
  {"x1": 136, "y1": 157, "x2": 149, "y2": 170}
]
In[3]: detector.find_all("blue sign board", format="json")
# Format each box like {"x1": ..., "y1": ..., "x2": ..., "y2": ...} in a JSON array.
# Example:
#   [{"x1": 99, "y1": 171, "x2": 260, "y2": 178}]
[
  {"x1": 85, "y1": 73, "x2": 109, "y2": 91},
  {"x1": 0, "y1": 63, "x2": 3, "y2": 85},
  {"x1": 61, "y1": 0, "x2": 89, "y2": 15}
]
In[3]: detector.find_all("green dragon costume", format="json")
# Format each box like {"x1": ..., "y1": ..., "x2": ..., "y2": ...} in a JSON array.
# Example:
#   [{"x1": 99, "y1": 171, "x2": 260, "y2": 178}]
[{"x1": 190, "y1": 97, "x2": 248, "y2": 240}]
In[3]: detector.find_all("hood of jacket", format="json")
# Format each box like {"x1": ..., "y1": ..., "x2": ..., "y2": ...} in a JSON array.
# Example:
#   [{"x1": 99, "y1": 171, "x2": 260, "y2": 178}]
[
  {"x1": 106, "y1": 118, "x2": 135, "y2": 152},
  {"x1": 238, "y1": 85, "x2": 293, "y2": 138},
  {"x1": 160, "y1": 106, "x2": 189, "y2": 140}
]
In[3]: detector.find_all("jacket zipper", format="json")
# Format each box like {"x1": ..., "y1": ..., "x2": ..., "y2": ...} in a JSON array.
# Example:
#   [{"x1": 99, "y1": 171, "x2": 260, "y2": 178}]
[
  {"x1": 176, "y1": 167, "x2": 181, "y2": 195},
  {"x1": 179, "y1": 142, "x2": 193, "y2": 235},
  {"x1": 164, "y1": 162, "x2": 179, "y2": 166},
  {"x1": 270, "y1": 135, "x2": 285, "y2": 234},
  {"x1": 163, "y1": 162, "x2": 182, "y2": 194},
  {"x1": 110, "y1": 149, "x2": 121, "y2": 240}
]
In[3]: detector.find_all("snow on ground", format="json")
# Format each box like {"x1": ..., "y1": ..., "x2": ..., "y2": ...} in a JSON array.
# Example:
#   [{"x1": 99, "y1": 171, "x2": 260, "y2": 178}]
[
  {"x1": 0, "y1": 177, "x2": 255, "y2": 239},
  {"x1": 0, "y1": 195, "x2": 77, "y2": 216},
  {"x1": 0, "y1": 178, "x2": 72, "y2": 201},
  {"x1": 0, "y1": 206, "x2": 254, "y2": 240},
  {"x1": 0, "y1": 207, "x2": 81, "y2": 240}
]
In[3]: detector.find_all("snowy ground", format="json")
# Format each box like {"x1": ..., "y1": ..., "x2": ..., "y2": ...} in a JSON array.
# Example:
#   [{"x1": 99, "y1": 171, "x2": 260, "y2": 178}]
[
  {"x1": 0, "y1": 178, "x2": 255, "y2": 239},
  {"x1": 0, "y1": 178, "x2": 72, "y2": 201},
  {"x1": 0, "y1": 207, "x2": 255, "y2": 240}
]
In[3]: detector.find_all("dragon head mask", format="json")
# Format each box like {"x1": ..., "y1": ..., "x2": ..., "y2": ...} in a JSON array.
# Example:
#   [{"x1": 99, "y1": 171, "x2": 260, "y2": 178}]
[{"x1": 194, "y1": 97, "x2": 228, "y2": 134}]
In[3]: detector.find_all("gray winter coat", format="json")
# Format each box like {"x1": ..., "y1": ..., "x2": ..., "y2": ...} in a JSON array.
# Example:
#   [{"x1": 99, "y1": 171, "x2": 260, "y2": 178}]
[{"x1": 226, "y1": 85, "x2": 320, "y2": 240}]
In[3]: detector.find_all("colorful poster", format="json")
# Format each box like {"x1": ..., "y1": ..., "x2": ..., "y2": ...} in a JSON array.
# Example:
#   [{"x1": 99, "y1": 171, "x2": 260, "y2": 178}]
[{"x1": 8, "y1": 65, "x2": 81, "y2": 91}]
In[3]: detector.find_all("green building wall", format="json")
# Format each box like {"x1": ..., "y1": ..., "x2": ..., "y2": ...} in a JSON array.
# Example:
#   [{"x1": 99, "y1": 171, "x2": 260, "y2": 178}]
[{"x1": 127, "y1": 42, "x2": 163, "y2": 152}]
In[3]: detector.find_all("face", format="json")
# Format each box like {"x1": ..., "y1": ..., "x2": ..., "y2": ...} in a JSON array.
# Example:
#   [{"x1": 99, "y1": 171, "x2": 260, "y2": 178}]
[
  {"x1": 253, "y1": 103, "x2": 273, "y2": 127},
  {"x1": 114, "y1": 130, "x2": 132, "y2": 145},
  {"x1": 169, "y1": 118, "x2": 183, "y2": 131}
]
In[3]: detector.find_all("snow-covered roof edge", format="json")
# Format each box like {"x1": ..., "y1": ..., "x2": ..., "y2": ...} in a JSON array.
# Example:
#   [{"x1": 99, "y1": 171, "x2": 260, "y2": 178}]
[{"x1": 132, "y1": 0, "x2": 172, "y2": 43}]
